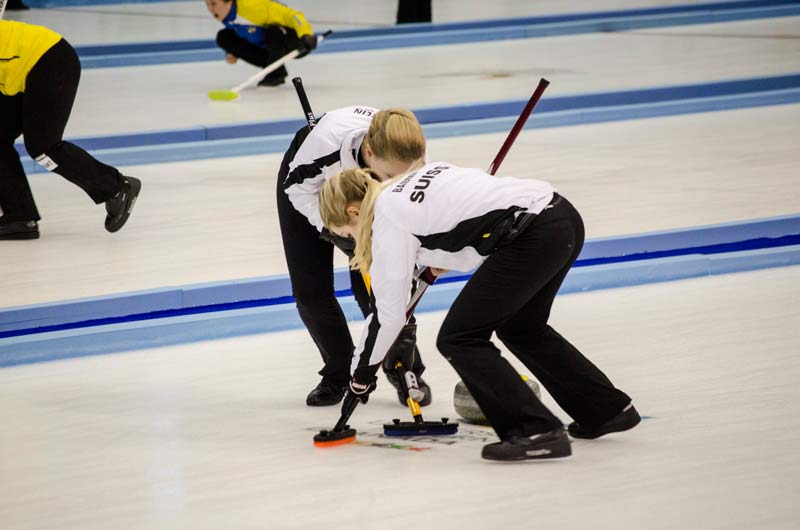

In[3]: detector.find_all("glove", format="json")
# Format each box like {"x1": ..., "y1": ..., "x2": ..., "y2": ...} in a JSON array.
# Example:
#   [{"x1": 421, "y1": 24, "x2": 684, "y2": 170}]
[
  {"x1": 296, "y1": 34, "x2": 317, "y2": 58},
  {"x1": 383, "y1": 324, "x2": 417, "y2": 372},
  {"x1": 320, "y1": 227, "x2": 356, "y2": 258},
  {"x1": 348, "y1": 364, "x2": 379, "y2": 404}
]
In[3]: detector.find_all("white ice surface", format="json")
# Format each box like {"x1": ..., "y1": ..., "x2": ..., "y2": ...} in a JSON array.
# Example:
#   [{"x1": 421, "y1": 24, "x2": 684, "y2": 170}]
[{"x1": 1, "y1": 266, "x2": 798, "y2": 529}]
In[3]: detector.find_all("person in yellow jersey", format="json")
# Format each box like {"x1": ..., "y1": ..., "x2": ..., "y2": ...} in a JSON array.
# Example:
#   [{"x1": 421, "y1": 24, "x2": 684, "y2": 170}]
[
  {"x1": 0, "y1": 21, "x2": 141, "y2": 240},
  {"x1": 205, "y1": 0, "x2": 317, "y2": 87}
]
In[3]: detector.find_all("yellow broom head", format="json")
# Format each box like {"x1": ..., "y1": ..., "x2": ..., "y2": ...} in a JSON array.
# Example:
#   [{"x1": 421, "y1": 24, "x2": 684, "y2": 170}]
[{"x1": 207, "y1": 89, "x2": 239, "y2": 101}]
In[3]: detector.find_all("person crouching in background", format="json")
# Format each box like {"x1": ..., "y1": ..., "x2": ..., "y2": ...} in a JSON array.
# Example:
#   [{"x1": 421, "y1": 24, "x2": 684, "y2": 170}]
[{"x1": 205, "y1": 0, "x2": 318, "y2": 87}]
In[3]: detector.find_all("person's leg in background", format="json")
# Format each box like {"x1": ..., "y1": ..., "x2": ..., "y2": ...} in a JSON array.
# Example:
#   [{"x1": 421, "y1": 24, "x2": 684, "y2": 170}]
[
  {"x1": 396, "y1": 0, "x2": 431, "y2": 24},
  {"x1": 216, "y1": 27, "x2": 289, "y2": 86},
  {"x1": 7, "y1": 0, "x2": 30, "y2": 10},
  {"x1": 0, "y1": 93, "x2": 40, "y2": 239},
  {"x1": 22, "y1": 38, "x2": 140, "y2": 234}
]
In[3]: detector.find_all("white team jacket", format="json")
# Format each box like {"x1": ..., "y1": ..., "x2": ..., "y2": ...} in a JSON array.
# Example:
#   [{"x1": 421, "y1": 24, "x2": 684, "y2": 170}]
[
  {"x1": 353, "y1": 162, "x2": 556, "y2": 372},
  {"x1": 284, "y1": 105, "x2": 377, "y2": 231}
]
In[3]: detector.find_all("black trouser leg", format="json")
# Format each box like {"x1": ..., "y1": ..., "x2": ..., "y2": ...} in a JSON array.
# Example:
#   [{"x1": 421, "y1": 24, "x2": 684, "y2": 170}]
[
  {"x1": 216, "y1": 28, "x2": 290, "y2": 79},
  {"x1": 397, "y1": 0, "x2": 432, "y2": 23},
  {"x1": 23, "y1": 39, "x2": 122, "y2": 204},
  {"x1": 0, "y1": 93, "x2": 40, "y2": 221},
  {"x1": 495, "y1": 199, "x2": 631, "y2": 432},
  {"x1": 0, "y1": 144, "x2": 38, "y2": 221},
  {"x1": 437, "y1": 197, "x2": 629, "y2": 439},
  {"x1": 277, "y1": 128, "x2": 353, "y2": 386}
]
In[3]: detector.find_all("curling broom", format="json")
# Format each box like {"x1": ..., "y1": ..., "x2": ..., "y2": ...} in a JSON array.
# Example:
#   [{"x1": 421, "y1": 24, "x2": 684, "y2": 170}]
[{"x1": 208, "y1": 30, "x2": 332, "y2": 102}]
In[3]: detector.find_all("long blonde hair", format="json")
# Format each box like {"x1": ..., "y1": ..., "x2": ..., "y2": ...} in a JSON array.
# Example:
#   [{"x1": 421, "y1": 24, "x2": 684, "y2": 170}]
[
  {"x1": 364, "y1": 108, "x2": 426, "y2": 164},
  {"x1": 320, "y1": 163, "x2": 424, "y2": 276}
]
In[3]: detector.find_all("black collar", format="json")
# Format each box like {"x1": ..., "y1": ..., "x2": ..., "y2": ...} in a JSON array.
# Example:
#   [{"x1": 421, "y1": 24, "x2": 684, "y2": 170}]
[{"x1": 354, "y1": 146, "x2": 367, "y2": 169}]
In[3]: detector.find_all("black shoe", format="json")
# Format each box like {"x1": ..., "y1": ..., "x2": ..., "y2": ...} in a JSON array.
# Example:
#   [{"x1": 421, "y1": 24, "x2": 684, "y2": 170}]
[
  {"x1": 385, "y1": 371, "x2": 432, "y2": 407},
  {"x1": 258, "y1": 75, "x2": 286, "y2": 87},
  {"x1": 306, "y1": 379, "x2": 347, "y2": 407},
  {"x1": 0, "y1": 219, "x2": 39, "y2": 240},
  {"x1": 7, "y1": 0, "x2": 30, "y2": 10},
  {"x1": 105, "y1": 176, "x2": 141, "y2": 233},
  {"x1": 568, "y1": 403, "x2": 641, "y2": 439},
  {"x1": 258, "y1": 65, "x2": 287, "y2": 87},
  {"x1": 482, "y1": 428, "x2": 572, "y2": 461}
]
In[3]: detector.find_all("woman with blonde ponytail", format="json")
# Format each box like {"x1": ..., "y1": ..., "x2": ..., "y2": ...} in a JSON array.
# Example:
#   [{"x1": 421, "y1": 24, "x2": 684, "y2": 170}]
[
  {"x1": 321, "y1": 161, "x2": 638, "y2": 462},
  {"x1": 277, "y1": 105, "x2": 432, "y2": 407}
]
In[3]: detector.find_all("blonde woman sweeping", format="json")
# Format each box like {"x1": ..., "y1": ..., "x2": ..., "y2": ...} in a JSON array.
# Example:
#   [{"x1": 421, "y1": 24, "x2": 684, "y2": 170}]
[
  {"x1": 319, "y1": 162, "x2": 639, "y2": 461},
  {"x1": 278, "y1": 106, "x2": 432, "y2": 407}
]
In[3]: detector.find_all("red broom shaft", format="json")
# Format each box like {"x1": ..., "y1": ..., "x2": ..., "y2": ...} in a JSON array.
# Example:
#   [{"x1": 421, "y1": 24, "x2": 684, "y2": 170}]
[{"x1": 488, "y1": 78, "x2": 550, "y2": 176}]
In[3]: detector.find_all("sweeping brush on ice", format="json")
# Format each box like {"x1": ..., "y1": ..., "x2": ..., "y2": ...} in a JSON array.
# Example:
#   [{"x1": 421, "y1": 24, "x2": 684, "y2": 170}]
[
  {"x1": 313, "y1": 392, "x2": 359, "y2": 448},
  {"x1": 314, "y1": 267, "x2": 439, "y2": 447}
]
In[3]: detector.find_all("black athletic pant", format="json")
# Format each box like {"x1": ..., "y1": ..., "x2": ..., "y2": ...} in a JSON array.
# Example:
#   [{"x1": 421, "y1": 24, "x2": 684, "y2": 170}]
[
  {"x1": 277, "y1": 127, "x2": 425, "y2": 386},
  {"x1": 0, "y1": 38, "x2": 122, "y2": 222},
  {"x1": 437, "y1": 195, "x2": 631, "y2": 440},
  {"x1": 216, "y1": 27, "x2": 295, "y2": 81}
]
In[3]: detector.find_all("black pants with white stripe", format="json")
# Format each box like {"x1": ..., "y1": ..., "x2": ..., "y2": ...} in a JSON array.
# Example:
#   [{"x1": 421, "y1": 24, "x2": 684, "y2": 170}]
[
  {"x1": 277, "y1": 127, "x2": 425, "y2": 387},
  {"x1": 437, "y1": 195, "x2": 631, "y2": 439},
  {"x1": 0, "y1": 38, "x2": 122, "y2": 222}
]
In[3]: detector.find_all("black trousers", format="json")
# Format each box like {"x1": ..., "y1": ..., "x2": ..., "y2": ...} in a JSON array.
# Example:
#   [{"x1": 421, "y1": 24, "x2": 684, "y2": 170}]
[
  {"x1": 437, "y1": 195, "x2": 631, "y2": 440},
  {"x1": 397, "y1": 0, "x2": 432, "y2": 24},
  {"x1": 0, "y1": 39, "x2": 122, "y2": 222},
  {"x1": 216, "y1": 27, "x2": 295, "y2": 80},
  {"x1": 277, "y1": 127, "x2": 425, "y2": 386}
]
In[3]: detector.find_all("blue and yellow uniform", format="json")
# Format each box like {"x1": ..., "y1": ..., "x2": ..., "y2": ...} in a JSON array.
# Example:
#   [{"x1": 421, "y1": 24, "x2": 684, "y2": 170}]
[{"x1": 222, "y1": 0, "x2": 312, "y2": 48}]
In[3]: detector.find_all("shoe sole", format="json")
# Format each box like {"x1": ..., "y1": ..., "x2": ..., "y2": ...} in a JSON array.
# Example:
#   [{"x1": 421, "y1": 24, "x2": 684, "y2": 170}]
[
  {"x1": 569, "y1": 413, "x2": 641, "y2": 439},
  {"x1": 106, "y1": 177, "x2": 141, "y2": 233},
  {"x1": 306, "y1": 398, "x2": 345, "y2": 407},
  {"x1": 0, "y1": 232, "x2": 39, "y2": 240},
  {"x1": 482, "y1": 439, "x2": 572, "y2": 461}
]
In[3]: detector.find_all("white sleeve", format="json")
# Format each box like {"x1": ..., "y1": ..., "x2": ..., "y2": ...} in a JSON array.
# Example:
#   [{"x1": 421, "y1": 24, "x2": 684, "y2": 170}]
[
  {"x1": 351, "y1": 213, "x2": 420, "y2": 372},
  {"x1": 284, "y1": 130, "x2": 342, "y2": 232}
]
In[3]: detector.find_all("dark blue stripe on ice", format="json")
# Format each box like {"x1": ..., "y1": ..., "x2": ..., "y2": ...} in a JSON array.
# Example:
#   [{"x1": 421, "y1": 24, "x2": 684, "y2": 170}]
[
  {"x1": 70, "y1": 1, "x2": 800, "y2": 69},
  {"x1": 1, "y1": 215, "x2": 798, "y2": 339},
  {"x1": 2, "y1": 243, "x2": 799, "y2": 368},
  {"x1": 0, "y1": 234, "x2": 798, "y2": 341},
  {"x1": 14, "y1": 74, "x2": 800, "y2": 167}
]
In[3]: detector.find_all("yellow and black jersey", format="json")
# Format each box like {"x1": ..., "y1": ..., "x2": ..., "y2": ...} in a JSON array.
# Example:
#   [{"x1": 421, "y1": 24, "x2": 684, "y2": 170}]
[{"x1": 0, "y1": 21, "x2": 62, "y2": 96}]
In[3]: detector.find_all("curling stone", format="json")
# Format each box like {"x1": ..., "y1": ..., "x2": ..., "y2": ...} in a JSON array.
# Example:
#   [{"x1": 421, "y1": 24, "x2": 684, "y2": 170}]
[{"x1": 453, "y1": 375, "x2": 542, "y2": 425}]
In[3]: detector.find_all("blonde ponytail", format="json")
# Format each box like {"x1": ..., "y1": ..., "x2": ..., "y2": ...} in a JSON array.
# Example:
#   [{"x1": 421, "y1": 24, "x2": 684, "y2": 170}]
[
  {"x1": 352, "y1": 177, "x2": 384, "y2": 275},
  {"x1": 365, "y1": 108, "x2": 426, "y2": 165}
]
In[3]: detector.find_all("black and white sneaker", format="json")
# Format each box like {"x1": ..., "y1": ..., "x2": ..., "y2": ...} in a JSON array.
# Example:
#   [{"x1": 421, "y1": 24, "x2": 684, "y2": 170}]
[
  {"x1": 385, "y1": 370, "x2": 432, "y2": 407},
  {"x1": 306, "y1": 379, "x2": 347, "y2": 407},
  {"x1": 568, "y1": 403, "x2": 641, "y2": 439},
  {"x1": 105, "y1": 176, "x2": 141, "y2": 233},
  {"x1": 482, "y1": 428, "x2": 572, "y2": 461},
  {"x1": 0, "y1": 219, "x2": 39, "y2": 240}
]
